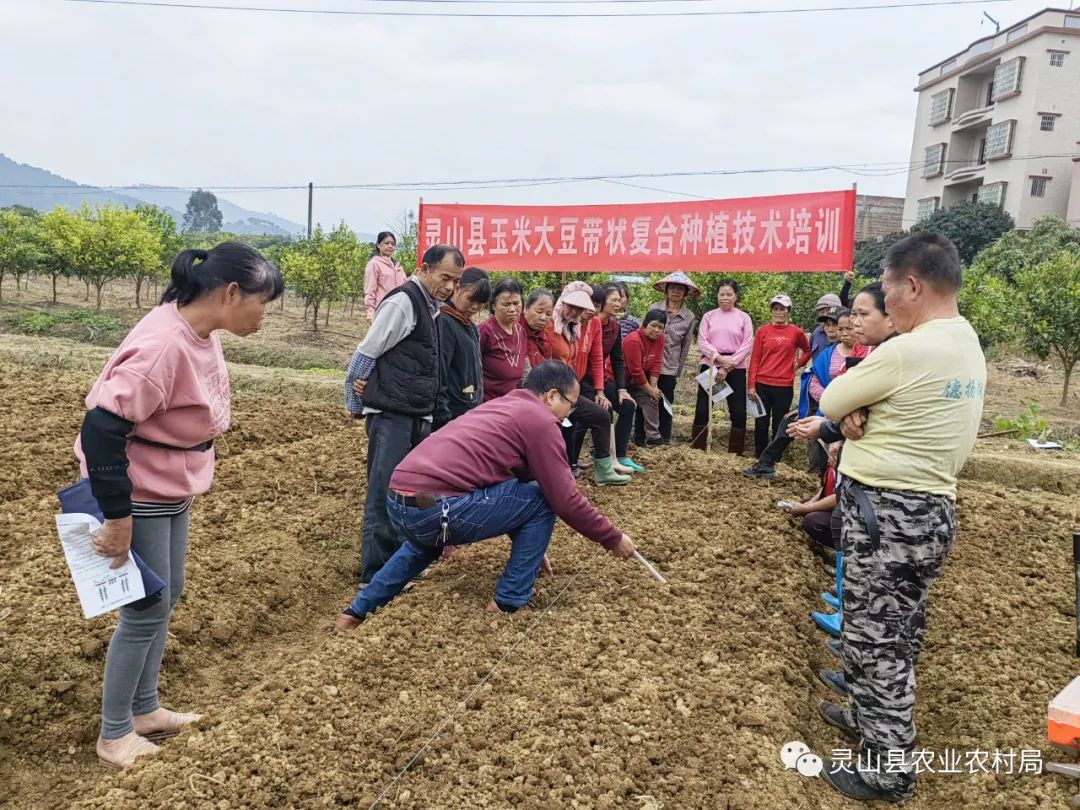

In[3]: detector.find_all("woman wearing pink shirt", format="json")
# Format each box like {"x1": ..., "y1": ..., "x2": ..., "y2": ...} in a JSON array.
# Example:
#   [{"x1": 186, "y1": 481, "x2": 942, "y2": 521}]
[
  {"x1": 691, "y1": 280, "x2": 754, "y2": 454},
  {"x1": 363, "y1": 231, "x2": 408, "y2": 320},
  {"x1": 75, "y1": 242, "x2": 283, "y2": 769}
]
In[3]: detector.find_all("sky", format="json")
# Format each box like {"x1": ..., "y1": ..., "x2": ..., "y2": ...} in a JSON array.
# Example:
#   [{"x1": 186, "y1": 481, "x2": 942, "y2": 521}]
[{"x1": 0, "y1": 0, "x2": 1061, "y2": 234}]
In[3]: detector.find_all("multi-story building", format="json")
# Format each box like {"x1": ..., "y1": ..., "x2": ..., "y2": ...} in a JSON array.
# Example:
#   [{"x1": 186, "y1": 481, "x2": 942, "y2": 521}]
[
  {"x1": 855, "y1": 195, "x2": 905, "y2": 241},
  {"x1": 902, "y1": 7, "x2": 1080, "y2": 230}
]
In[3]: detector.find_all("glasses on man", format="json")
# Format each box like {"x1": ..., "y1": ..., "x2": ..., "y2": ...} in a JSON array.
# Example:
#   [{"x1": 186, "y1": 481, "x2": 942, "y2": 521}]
[{"x1": 556, "y1": 390, "x2": 578, "y2": 415}]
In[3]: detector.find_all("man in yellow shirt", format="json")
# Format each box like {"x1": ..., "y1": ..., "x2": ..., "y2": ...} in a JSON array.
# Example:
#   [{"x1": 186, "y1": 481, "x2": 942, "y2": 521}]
[{"x1": 815, "y1": 233, "x2": 986, "y2": 803}]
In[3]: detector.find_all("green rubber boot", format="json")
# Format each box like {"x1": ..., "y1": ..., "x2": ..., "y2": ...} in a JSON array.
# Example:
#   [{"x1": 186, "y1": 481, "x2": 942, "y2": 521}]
[{"x1": 594, "y1": 456, "x2": 631, "y2": 486}]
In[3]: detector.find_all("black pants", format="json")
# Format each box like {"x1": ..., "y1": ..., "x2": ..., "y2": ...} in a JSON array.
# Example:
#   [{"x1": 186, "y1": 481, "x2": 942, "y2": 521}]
[
  {"x1": 657, "y1": 373, "x2": 677, "y2": 444},
  {"x1": 598, "y1": 380, "x2": 637, "y2": 459},
  {"x1": 802, "y1": 509, "x2": 839, "y2": 551},
  {"x1": 754, "y1": 383, "x2": 794, "y2": 458},
  {"x1": 693, "y1": 366, "x2": 747, "y2": 429},
  {"x1": 564, "y1": 390, "x2": 611, "y2": 464},
  {"x1": 361, "y1": 411, "x2": 431, "y2": 583}
]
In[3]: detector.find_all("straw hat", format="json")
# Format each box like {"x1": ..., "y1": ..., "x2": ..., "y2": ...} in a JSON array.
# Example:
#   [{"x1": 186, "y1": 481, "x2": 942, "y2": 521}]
[{"x1": 652, "y1": 271, "x2": 701, "y2": 298}]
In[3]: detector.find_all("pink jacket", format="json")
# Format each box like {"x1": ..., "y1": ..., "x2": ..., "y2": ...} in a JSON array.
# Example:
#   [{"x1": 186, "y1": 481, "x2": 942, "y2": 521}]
[
  {"x1": 74, "y1": 303, "x2": 231, "y2": 503},
  {"x1": 364, "y1": 256, "x2": 408, "y2": 319},
  {"x1": 698, "y1": 307, "x2": 754, "y2": 369}
]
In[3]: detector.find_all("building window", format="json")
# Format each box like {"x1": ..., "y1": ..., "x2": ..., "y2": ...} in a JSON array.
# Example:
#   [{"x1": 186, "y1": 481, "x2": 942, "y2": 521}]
[
  {"x1": 929, "y1": 89, "x2": 954, "y2": 125},
  {"x1": 1040, "y1": 114, "x2": 1059, "y2": 132},
  {"x1": 978, "y1": 182, "x2": 1007, "y2": 208},
  {"x1": 939, "y1": 58, "x2": 957, "y2": 76},
  {"x1": 917, "y1": 198, "x2": 939, "y2": 221},
  {"x1": 1005, "y1": 24, "x2": 1028, "y2": 43},
  {"x1": 1066, "y1": 15, "x2": 1080, "y2": 30},
  {"x1": 992, "y1": 57, "x2": 1024, "y2": 100},
  {"x1": 923, "y1": 144, "x2": 946, "y2": 177},
  {"x1": 1030, "y1": 177, "x2": 1049, "y2": 198},
  {"x1": 1050, "y1": 51, "x2": 1066, "y2": 67},
  {"x1": 984, "y1": 120, "x2": 1014, "y2": 160}
]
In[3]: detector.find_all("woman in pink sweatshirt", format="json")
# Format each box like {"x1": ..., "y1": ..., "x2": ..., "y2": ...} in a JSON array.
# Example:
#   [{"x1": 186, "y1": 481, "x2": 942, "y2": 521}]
[
  {"x1": 363, "y1": 231, "x2": 408, "y2": 320},
  {"x1": 691, "y1": 279, "x2": 754, "y2": 454},
  {"x1": 75, "y1": 242, "x2": 283, "y2": 769}
]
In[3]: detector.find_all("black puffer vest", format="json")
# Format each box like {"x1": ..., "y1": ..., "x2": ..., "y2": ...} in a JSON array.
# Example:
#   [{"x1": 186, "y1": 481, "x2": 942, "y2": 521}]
[{"x1": 363, "y1": 281, "x2": 440, "y2": 416}]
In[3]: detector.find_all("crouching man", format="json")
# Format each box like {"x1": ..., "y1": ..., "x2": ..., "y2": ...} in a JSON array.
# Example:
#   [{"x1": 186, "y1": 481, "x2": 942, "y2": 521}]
[{"x1": 336, "y1": 360, "x2": 636, "y2": 629}]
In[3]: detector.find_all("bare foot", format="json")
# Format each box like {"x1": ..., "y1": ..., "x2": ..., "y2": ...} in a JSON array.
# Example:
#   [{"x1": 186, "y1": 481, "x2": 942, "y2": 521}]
[
  {"x1": 96, "y1": 732, "x2": 159, "y2": 769},
  {"x1": 132, "y1": 708, "x2": 202, "y2": 740},
  {"x1": 335, "y1": 613, "x2": 362, "y2": 632}
]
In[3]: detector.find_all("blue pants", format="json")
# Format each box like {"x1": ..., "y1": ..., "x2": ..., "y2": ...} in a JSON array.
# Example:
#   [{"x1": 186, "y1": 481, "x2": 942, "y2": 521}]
[{"x1": 347, "y1": 479, "x2": 558, "y2": 618}]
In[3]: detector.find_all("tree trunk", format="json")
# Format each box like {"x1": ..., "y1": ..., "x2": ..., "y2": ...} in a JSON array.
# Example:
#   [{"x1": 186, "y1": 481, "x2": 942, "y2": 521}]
[
  {"x1": 325, "y1": 301, "x2": 330, "y2": 327},
  {"x1": 1063, "y1": 361, "x2": 1074, "y2": 408},
  {"x1": 0, "y1": 270, "x2": 5, "y2": 303},
  {"x1": 311, "y1": 299, "x2": 320, "y2": 332},
  {"x1": 280, "y1": 294, "x2": 285, "y2": 311},
  {"x1": 95, "y1": 282, "x2": 105, "y2": 311},
  {"x1": 52, "y1": 274, "x2": 58, "y2": 304},
  {"x1": 135, "y1": 277, "x2": 143, "y2": 309},
  {"x1": 84, "y1": 281, "x2": 90, "y2": 301}
]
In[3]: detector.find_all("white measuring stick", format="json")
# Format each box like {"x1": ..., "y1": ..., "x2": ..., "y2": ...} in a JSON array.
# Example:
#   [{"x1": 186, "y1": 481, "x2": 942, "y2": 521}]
[{"x1": 633, "y1": 550, "x2": 667, "y2": 584}]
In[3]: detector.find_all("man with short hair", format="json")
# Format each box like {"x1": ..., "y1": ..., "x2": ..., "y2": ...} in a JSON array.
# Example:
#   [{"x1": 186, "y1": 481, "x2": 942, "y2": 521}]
[
  {"x1": 816, "y1": 233, "x2": 986, "y2": 803},
  {"x1": 345, "y1": 244, "x2": 464, "y2": 583},
  {"x1": 335, "y1": 361, "x2": 637, "y2": 629}
]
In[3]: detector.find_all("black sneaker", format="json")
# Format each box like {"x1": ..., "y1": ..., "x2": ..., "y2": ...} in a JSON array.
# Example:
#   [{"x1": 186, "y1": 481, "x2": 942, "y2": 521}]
[
  {"x1": 818, "y1": 700, "x2": 859, "y2": 742},
  {"x1": 741, "y1": 463, "x2": 776, "y2": 480},
  {"x1": 819, "y1": 759, "x2": 907, "y2": 803},
  {"x1": 826, "y1": 638, "x2": 843, "y2": 659},
  {"x1": 818, "y1": 669, "x2": 849, "y2": 698}
]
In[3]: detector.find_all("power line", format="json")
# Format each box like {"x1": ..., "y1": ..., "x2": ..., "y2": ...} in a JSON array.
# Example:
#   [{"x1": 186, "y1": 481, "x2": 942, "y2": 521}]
[
  {"x1": 2, "y1": 153, "x2": 1072, "y2": 195},
  {"x1": 60, "y1": 0, "x2": 1022, "y2": 20}
]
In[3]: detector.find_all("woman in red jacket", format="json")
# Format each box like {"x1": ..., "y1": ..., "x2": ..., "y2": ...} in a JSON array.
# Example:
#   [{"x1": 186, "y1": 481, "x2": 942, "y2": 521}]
[
  {"x1": 747, "y1": 294, "x2": 810, "y2": 458},
  {"x1": 549, "y1": 282, "x2": 630, "y2": 486},
  {"x1": 623, "y1": 309, "x2": 667, "y2": 447},
  {"x1": 522, "y1": 289, "x2": 555, "y2": 372}
]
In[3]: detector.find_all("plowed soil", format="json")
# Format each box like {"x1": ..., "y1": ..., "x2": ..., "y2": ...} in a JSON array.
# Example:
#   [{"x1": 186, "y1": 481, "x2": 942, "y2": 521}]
[{"x1": 1, "y1": 355, "x2": 1078, "y2": 810}]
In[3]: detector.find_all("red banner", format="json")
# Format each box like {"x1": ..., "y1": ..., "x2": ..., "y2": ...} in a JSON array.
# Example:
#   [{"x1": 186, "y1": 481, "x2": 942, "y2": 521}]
[{"x1": 418, "y1": 189, "x2": 855, "y2": 273}]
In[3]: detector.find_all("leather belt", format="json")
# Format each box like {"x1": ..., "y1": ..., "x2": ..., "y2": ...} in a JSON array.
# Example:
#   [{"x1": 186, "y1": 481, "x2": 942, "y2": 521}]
[{"x1": 391, "y1": 490, "x2": 438, "y2": 509}]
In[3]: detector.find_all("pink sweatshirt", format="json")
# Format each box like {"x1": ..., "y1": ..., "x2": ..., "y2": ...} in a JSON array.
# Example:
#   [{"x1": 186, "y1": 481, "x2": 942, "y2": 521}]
[
  {"x1": 364, "y1": 256, "x2": 408, "y2": 319},
  {"x1": 74, "y1": 303, "x2": 231, "y2": 503},
  {"x1": 697, "y1": 307, "x2": 754, "y2": 369}
]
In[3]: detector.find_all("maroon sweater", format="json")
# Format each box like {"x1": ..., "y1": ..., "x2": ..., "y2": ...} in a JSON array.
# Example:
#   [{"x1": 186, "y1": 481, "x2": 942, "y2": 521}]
[
  {"x1": 478, "y1": 316, "x2": 527, "y2": 401},
  {"x1": 391, "y1": 389, "x2": 621, "y2": 549}
]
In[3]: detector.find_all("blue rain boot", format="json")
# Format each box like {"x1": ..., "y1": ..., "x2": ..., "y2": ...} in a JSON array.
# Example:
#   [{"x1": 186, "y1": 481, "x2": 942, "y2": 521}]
[
  {"x1": 821, "y1": 590, "x2": 840, "y2": 610},
  {"x1": 618, "y1": 457, "x2": 646, "y2": 473},
  {"x1": 812, "y1": 609, "x2": 842, "y2": 637},
  {"x1": 812, "y1": 552, "x2": 843, "y2": 636}
]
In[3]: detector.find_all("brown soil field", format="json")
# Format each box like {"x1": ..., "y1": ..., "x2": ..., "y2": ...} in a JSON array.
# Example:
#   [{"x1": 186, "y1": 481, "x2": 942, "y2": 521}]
[{"x1": 1, "y1": 326, "x2": 1079, "y2": 809}]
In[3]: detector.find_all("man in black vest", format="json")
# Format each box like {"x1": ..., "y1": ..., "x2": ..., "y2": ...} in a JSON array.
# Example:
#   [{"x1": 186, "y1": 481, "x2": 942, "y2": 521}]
[{"x1": 345, "y1": 244, "x2": 464, "y2": 583}]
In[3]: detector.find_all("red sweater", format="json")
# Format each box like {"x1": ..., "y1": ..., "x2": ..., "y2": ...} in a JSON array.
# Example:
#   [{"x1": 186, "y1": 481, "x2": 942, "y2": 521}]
[
  {"x1": 549, "y1": 317, "x2": 604, "y2": 391},
  {"x1": 623, "y1": 328, "x2": 665, "y2": 387},
  {"x1": 391, "y1": 389, "x2": 621, "y2": 548},
  {"x1": 478, "y1": 316, "x2": 527, "y2": 401},
  {"x1": 748, "y1": 323, "x2": 811, "y2": 389}
]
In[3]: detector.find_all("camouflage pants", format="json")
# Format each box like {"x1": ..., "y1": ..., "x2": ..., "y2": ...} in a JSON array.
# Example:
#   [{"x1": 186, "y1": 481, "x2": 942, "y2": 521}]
[{"x1": 839, "y1": 481, "x2": 956, "y2": 797}]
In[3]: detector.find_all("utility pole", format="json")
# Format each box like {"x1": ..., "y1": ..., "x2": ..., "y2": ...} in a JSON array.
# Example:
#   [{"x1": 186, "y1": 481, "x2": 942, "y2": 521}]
[{"x1": 307, "y1": 182, "x2": 313, "y2": 238}]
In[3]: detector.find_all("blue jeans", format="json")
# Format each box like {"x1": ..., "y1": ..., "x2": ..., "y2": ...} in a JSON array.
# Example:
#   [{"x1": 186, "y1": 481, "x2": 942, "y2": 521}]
[{"x1": 346, "y1": 479, "x2": 557, "y2": 619}]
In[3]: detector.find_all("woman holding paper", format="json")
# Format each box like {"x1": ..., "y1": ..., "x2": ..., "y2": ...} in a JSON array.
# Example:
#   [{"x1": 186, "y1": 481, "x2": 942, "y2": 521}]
[
  {"x1": 691, "y1": 280, "x2": 754, "y2": 454},
  {"x1": 648, "y1": 271, "x2": 699, "y2": 445},
  {"x1": 75, "y1": 242, "x2": 283, "y2": 769}
]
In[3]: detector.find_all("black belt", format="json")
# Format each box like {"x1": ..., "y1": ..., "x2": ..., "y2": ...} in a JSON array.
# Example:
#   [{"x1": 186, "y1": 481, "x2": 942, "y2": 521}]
[
  {"x1": 128, "y1": 435, "x2": 215, "y2": 452},
  {"x1": 391, "y1": 491, "x2": 438, "y2": 509},
  {"x1": 845, "y1": 479, "x2": 882, "y2": 551}
]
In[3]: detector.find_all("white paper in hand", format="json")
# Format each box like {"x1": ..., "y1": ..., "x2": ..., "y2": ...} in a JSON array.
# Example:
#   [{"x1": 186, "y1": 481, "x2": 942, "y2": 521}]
[
  {"x1": 746, "y1": 396, "x2": 766, "y2": 419},
  {"x1": 695, "y1": 368, "x2": 716, "y2": 391},
  {"x1": 662, "y1": 396, "x2": 674, "y2": 416},
  {"x1": 56, "y1": 513, "x2": 145, "y2": 619},
  {"x1": 712, "y1": 383, "x2": 734, "y2": 405}
]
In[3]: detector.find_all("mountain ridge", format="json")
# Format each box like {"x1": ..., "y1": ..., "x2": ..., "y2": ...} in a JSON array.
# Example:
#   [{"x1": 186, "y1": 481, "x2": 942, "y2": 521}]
[{"x1": 0, "y1": 153, "x2": 307, "y2": 237}]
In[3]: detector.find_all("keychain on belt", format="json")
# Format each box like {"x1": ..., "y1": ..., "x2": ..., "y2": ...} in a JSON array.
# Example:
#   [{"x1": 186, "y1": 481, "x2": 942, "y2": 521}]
[{"x1": 438, "y1": 500, "x2": 450, "y2": 547}]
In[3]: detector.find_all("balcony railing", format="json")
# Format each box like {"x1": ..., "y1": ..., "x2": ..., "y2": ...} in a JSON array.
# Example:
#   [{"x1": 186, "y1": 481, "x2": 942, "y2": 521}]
[
  {"x1": 952, "y1": 103, "x2": 995, "y2": 131},
  {"x1": 944, "y1": 161, "x2": 986, "y2": 185}
]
